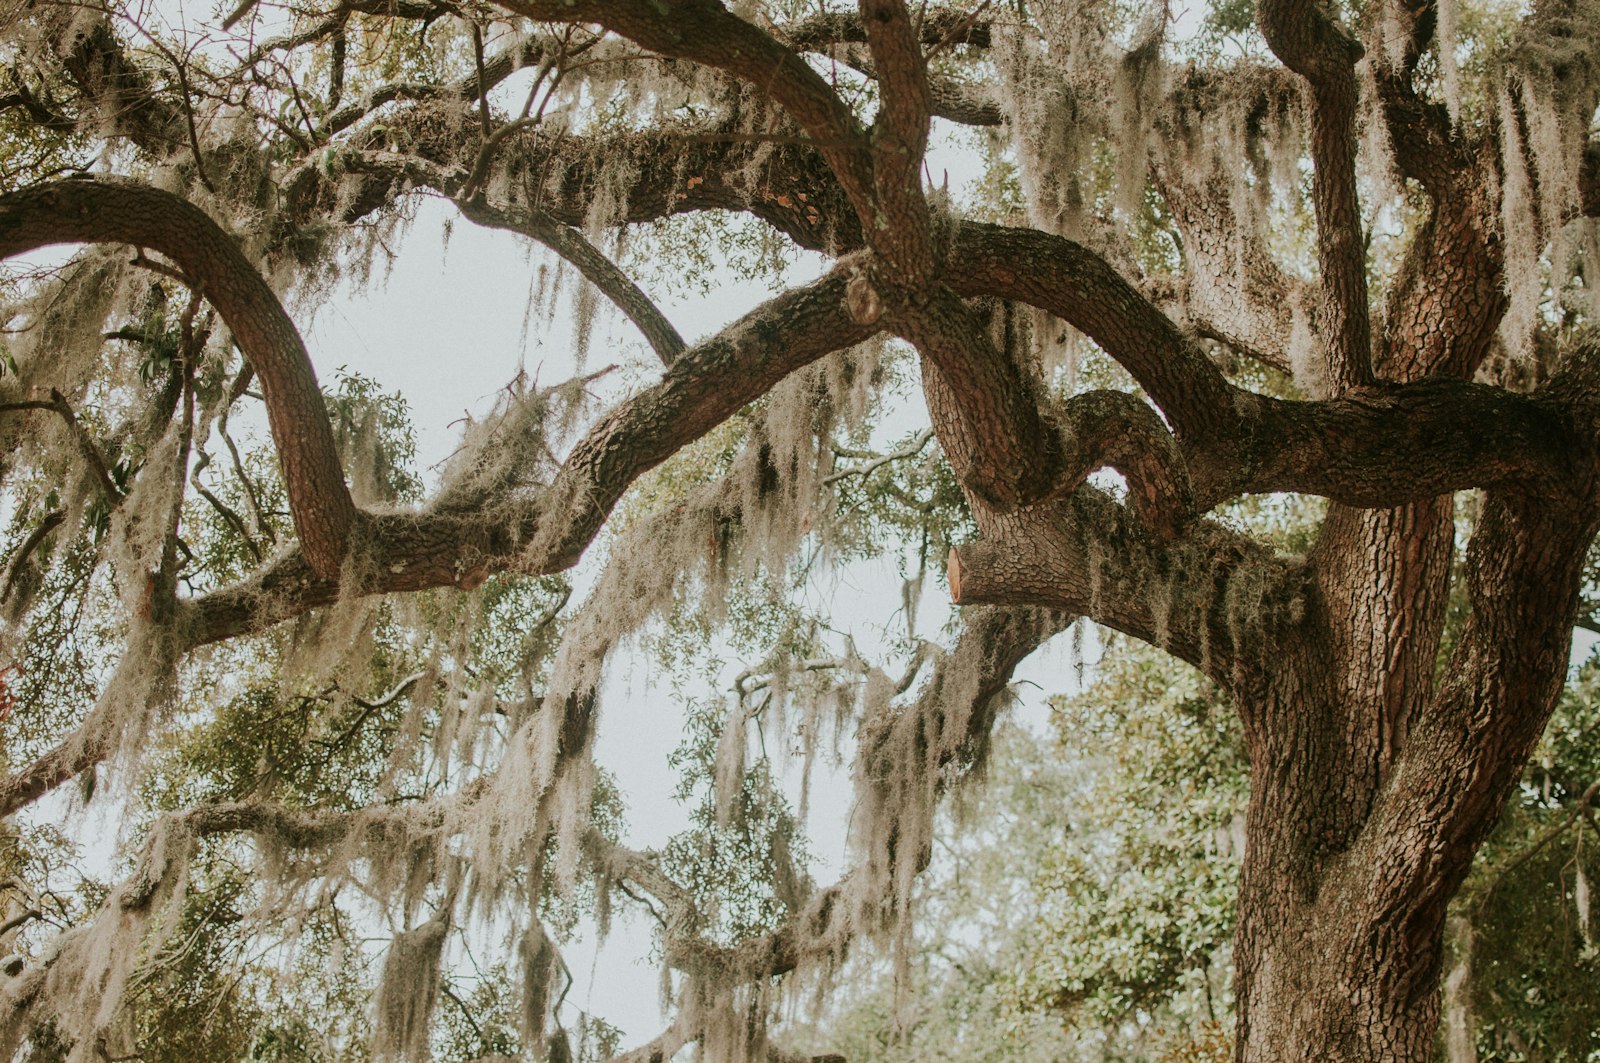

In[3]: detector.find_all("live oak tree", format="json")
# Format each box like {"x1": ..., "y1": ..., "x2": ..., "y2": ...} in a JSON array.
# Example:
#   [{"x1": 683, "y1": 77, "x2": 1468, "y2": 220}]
[{"x1": 3, "y1": 0, "x2": 1600, "y2": 1059}]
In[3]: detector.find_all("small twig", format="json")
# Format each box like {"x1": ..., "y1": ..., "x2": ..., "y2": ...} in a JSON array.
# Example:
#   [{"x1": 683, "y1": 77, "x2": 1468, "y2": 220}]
[
  {"x1": 2, "y1": 392, "x2": 125, "y2": 506},
  {"x1": 351, "y1": 671, "x2": 428, "y2": 713},
  {"x1": 440, "y1": 981, "x2": 487, "y2": 1045},
  {"x1": 142, "y1": 35, "x2": 216, "y2": 193},
  {"x1": 0, "y1": 76, "x2": 75, "y2": 132},
  {"x1": 216, "y1": 384, "x2": 275, "y2": 544},
  {"x1": 277, "y1": 58, "x2": 321, "y2": 142},
  {"x1": 516, "y1": 53, "x2": 559, "y2": 121},
  {"x1": 824, "y1": 429, "x2": 934, "y2": 486},
  {"x1": 1477, "y1": 780, "x2": 1600, "y2": 913},
  {"x1": 129, "y1": 250, "x2": 198, "y2": 290},
  {"x1": 319, "y1": 672, "x2": 426, "y2": 756},
  {"x1": 190, "y1": 451, "x2": 263, "y2": 561}
]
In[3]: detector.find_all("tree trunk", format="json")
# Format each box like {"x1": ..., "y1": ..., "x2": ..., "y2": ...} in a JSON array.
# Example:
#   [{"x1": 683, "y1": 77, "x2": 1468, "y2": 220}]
[
  {"x1": 1234, "y1": 866, "x2": 1442, "y2": 1059},
  {"x1": 1233, "y1": 644, "x2": 1448, "y2": 1060},
  {"x1": 1229, "y1": 487, "x2": 1598, "y2": 1062}
]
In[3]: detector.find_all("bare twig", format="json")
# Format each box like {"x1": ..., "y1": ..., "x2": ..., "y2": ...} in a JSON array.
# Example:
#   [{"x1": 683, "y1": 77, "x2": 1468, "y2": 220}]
[
  {"x1": 1476, "y1": 780, "x2": 1600, "y2": 913},
  {"x1": 190, "y1": 451, "x2": 263, "y2": 561},
  {"x1": 318, "y1": 671, "x2": 427, "y2": 756},
  {"x1": 824, "y1": 428, "x2": 934, "y2": 485},
  {"x1": 1, "y1": 391, "x2": 124, "y2": 506}
]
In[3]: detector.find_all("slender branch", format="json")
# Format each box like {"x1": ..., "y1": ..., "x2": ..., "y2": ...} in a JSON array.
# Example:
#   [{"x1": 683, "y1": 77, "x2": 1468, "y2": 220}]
[
  {"x1": 1, "y1": 391, "x2": 124, "y2": 506},
  {"x1": 318, "y1": 671, "x2": 427, "y2": 758},
  {"x1": 220, "y1": 0, "x2": 260, "y2": 30},
  {"x1": 341, "y1": 150, "x2": 687, "y2": 363},
  {"x1": 499, "y1": 0, "x2": 877, "y2": 223},
  {"x1": 217, "y1": 407, "x2": 274, "y2": 543},
  {"x1": 0, "y1": 511, "x2": 66, "y2": 605},
  {"x1": 823, "y1": 428, "x2": 933, "y2": 485},
  {"x1": 455, "y1": 197, "x2": 685, "y2": 364},
  {"x1": 604, "y1": 1018, "x2": 695, "y2": 1063},
  {"x1": 439, "y1": 982, "x2": 487, "y2": 1046},
  {"x1": 1473, "y1": 780, "x2": 1600, "y2": 913},
  {"x1": 190, "y1": 456, "x2": 263, "y2": 562},
  {"x1": 128, "y1": 250, "x2": 197, "y2": 289}
]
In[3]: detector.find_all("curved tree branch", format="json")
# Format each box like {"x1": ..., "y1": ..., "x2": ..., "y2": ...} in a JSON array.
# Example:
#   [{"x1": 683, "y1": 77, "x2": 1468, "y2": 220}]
[
  {"x1": 949, "y1": 489, "x2": 1294, "y2": 689},
  {"x1": 340, "y1": 151, "x2": 686, "y2": 364},
  {"x1": 500, "y1": 0, "x2": 877, "y2": 223},
  {"x1": 0, "y1": 178, "x2": 355, "y2": 578}
]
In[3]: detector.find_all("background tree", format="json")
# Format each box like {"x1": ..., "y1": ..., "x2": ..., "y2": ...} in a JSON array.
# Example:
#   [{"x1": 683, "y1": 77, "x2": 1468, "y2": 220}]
[{"x1": 4, "y1": 0, "x2": 1600, "y2": 1060}]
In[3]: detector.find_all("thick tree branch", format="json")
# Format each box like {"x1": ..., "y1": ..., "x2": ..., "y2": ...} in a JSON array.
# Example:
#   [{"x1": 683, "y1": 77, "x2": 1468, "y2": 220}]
[
  {"x1": 1214, "y1": 380, "x2": 1595, "y2": 507},
  {"x1": 0, "y1": 179, "x2": 355, "y2": 578},
  {"x1": 1063, "y1": 390, "x2": 1195, "y2": 538},
  {"x1": 1325, "y1": 487, "x2": 1600, "y2": 1002},
  {"x1": 1364, "y1": 30, "x2": 1506, "y2": 382},
  {"x1": 1375, "y1": 169, "x2": 1505, "y2": 380},
  {"x1": 860, "y1": 0, "x2": 935, "y2": 280},
  {"x1": 947, "y1": 222, "x2": 1236, "y2": 441},
  {"x1": 162, "y1": 261, "x2": 873, "y2": 664},
  {"x1": 894, "y1": 286, "x2": 1065, "y2": 508},
  {"x1": 1257, "y1": 0, "x2": 1374, "y2": 391},
  {"x1": 281, "y1": 109, "x2": 862, "y2": 257},
  {"x1": 944, "y1": 223, "x2": 1597, "y2": 511},
  {"x1": 950, "y1": 490, "x2": 1294, "y2": 688},
  {"x1": 499, "y1": 0, "x2": 877, "y2": 222}
]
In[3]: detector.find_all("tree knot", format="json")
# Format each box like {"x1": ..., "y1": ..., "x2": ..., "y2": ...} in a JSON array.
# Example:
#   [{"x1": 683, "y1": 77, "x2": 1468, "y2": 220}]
[{"x1": 845, "y1": 271, "x2": 884, "y2": 325}]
